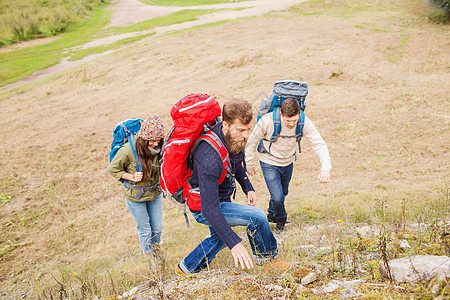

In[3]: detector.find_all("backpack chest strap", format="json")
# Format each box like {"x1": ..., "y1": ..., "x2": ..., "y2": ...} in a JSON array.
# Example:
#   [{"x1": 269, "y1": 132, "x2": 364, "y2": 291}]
[{"x1": 261, "y1": 109, "x2": 305, "y2": 155}]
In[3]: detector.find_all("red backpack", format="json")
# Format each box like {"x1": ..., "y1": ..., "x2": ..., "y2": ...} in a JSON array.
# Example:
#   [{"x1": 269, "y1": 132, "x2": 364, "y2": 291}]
[{"x1": 160, "y1": 94, "x2": 231, "y2": 218}]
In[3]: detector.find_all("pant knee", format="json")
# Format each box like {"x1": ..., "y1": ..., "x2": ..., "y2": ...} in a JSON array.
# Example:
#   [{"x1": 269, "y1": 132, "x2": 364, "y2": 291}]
[{"x1": 248, "y1": 208, "x2": 268, "y2": 226}]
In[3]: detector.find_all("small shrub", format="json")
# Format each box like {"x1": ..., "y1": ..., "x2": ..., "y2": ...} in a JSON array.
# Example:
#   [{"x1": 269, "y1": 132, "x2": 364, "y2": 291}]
[
  {"x1": 428, "y1": 0, "x2": 450, "y2": 23},
  {"x1": 0, "y1": 0, "x2": 106, "y2": 45}
]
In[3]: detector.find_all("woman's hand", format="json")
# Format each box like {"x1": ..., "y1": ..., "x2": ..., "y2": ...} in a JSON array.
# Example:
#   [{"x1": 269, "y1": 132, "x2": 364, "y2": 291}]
[{"x1": 132, "y1": 172, "x2": 143, "y2": 182}]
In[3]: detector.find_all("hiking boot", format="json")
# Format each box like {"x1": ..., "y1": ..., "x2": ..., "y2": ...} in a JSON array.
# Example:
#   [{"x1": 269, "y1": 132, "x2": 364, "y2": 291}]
[
  {"x1": 267, "y1": 213, "x2": 276, "y2": 223},
  {"x1": 262, "y1": 258, "x2": 291, "y2": 272},
  {"x1": 267, "y1": 214, "x2": 290, "y2": 225},
  {"x1": 275, "y1": 217, "x2": 287, "y2": 233},
  {"x1": 274, "y1": 227, "x2": 284, "y2": 234},
  {"x1": 175, "y1": 264, "x2": 185, "y2": 276}
]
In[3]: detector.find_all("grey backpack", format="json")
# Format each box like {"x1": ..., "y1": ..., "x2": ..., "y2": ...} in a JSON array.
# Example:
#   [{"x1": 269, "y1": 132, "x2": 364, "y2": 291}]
[{"x1": 256, "y1": 80, "x2": 308, "y2": 155}]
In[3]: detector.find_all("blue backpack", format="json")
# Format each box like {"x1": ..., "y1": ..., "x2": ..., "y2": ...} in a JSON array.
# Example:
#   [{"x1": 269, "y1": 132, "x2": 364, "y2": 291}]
[
  {"x1": 110, "y1": 118, "x2": 143, "y2": 175},
  {"x1": 257, "y1": 80, "x2": 308, "y2": 155},
  {"x1": 109, "y1": 118, "x2": 161, "y2": 200}
]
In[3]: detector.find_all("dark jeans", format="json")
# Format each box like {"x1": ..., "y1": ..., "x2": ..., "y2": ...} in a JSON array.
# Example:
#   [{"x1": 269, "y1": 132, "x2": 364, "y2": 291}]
[{"x1": 260, "y1": 161, "x2": 294, "y2": 219}]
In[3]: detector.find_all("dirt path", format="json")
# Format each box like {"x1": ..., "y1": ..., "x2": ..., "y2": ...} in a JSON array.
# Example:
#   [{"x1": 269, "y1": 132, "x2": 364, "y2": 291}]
[
  {"x1": 109, "y1": 0, "x2": 305, "y2": 27},
  {"x1": 0, "y1": 0, "x2": 306, "y2": 94}
]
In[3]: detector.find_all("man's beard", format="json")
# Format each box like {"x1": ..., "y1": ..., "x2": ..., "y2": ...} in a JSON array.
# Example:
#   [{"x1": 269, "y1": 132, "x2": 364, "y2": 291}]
[{"x1": 224, "y1": 130, "x2": 247, "y2": 154}]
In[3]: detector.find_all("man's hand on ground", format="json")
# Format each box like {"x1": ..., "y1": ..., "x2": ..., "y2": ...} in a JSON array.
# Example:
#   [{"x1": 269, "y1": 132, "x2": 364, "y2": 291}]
[
  {"x1": 231, "y1": 243, "x2": 254, "y2": 269},
  {"x1": 318, "y1": 170, "x2": 330, "y2": 183},
  {"x1": 247, "y1": 190, "x2": 257, "y2": 206}
]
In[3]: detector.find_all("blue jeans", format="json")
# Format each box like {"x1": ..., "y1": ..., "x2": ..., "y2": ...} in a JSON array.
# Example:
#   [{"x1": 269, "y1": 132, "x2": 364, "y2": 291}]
[
  {"x1": 260, "y1": 161, "x2": 294, "y2": 219},
  {"x1": 179, "y1": 202, "x2": 278, "y2": 274},
  {"x1": 126, "y1": 194, "x2": 163, "y2": 254}
]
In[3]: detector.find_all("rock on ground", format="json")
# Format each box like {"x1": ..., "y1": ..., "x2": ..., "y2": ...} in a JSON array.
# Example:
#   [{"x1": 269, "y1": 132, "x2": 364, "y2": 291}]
[{"x1": 379, "y1": 255, "x2": 450, "y2": 282}]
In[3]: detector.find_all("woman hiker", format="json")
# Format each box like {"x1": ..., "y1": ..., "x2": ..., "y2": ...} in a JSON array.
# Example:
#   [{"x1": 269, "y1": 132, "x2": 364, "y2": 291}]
[{"x1": 107, "y1": 116, "x2": 164, "y2": 270}]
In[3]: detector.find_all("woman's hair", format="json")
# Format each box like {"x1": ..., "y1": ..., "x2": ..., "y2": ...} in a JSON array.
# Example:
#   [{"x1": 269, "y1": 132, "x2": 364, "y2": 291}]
[
  {"x1": 135, "y1": 137, "x2": 163, "y2": 180},
  {"x1": 222, "y1": 98, "x2": 253, "y2": 125},
  {"x1": 281, "y1": 98, "x2": 300, "y2": 117}
]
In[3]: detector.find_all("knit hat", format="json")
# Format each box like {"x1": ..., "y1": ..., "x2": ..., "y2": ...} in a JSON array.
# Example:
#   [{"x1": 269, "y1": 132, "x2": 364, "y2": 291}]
[{"x1": 137, "y1": 116, "x2": 164, "y2": 141}]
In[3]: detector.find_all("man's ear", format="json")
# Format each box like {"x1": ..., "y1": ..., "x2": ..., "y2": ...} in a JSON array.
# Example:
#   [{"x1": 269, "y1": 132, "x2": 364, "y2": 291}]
[{"x1": 222, "y1": 120, "x2": 230, "y2": 131}]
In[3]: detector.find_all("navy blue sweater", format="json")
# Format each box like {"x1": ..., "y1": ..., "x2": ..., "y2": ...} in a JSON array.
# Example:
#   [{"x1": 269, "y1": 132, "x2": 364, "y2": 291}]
[{"x1": 189, "y1": 122, "x2": 254, "y2": 249}]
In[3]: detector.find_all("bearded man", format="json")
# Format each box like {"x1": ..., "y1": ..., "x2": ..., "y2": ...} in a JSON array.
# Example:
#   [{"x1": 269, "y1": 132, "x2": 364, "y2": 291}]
[{"x1": 175, "y1": 99, "x2": 291, "y2": 275}]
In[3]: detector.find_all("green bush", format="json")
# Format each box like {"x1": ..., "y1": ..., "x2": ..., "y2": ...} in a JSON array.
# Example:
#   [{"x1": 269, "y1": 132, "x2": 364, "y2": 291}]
[
  {"x1": 434, "y1": 0, "x2": 450, "y2": 10},
  {"x1": 0, "y1": 0, "x2": 106, "y2": 46},
  {"x1": 429, "y1": 0, "x2": 449, "y2": 23}
]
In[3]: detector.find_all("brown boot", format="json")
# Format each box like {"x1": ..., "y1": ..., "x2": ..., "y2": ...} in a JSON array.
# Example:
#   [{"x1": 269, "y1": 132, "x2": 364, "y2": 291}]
[
  {"x1": 262, "y1": 258, "x2": 291, "y2": 272},
  {"x1": 175, "y1": 264, "x2": 186, "y2": 275}
]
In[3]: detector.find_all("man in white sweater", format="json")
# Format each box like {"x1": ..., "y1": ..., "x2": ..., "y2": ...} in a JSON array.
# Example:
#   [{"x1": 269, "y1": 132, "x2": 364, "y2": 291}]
[{"x1": 245, "y1": 98, "x2": 331, "y2": 233}]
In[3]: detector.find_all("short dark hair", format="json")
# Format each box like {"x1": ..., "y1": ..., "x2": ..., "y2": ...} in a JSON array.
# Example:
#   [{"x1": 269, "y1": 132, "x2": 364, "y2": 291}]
[
  {"x1": 281, "y1": 98, "x2": 300, "y2": 117},
  {"x1": 222, "y1": 99, "x2": 253, "y2": 125}
]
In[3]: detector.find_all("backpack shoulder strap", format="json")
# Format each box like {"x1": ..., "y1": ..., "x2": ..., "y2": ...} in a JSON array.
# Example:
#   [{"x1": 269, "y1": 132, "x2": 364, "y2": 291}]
[
  {"x1": 271, "y1": 108, "x2": 282, "y2": 142},
  {"x1": 129, "y1": 134, "x2": 143, "y2": 172},
  {"x1": 192, "y1": 131, "x2": 231, "y2": 184},
  {"x1": 295, "y1": 110, "x2": 305, "y2": 153},
  {"x1": 265, "y1": 108, "x2": 282, "y2": 155}
]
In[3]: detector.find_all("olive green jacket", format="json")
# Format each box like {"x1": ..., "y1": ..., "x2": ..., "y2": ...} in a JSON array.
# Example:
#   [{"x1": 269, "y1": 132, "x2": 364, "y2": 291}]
[{"x1": 107, "y1": 143, "x2": 162, "y2": 202}]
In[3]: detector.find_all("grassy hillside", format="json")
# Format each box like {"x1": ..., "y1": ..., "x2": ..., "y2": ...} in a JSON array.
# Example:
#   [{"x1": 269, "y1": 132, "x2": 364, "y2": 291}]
[
  {"x1": 0, "y1": 9, "x2": 215, "y2": 87},
  {"x1": 0, "y1": 0, "x2": 448, "y2": 298},
  {"x1": 0, "y1": 0, "x2": 107, "y2": 46}
]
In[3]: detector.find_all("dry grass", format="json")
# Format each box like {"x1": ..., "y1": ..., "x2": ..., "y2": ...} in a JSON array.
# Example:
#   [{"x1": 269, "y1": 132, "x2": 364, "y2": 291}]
[{"x1": 0, "y1": 0, "x2": 449, "y2": 298}]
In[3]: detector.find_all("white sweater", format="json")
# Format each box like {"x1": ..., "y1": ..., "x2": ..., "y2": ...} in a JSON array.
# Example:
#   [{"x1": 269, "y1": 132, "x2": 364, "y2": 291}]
[{"x1": 245, "y1": 112, "x2": 331, "y2": 170}]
